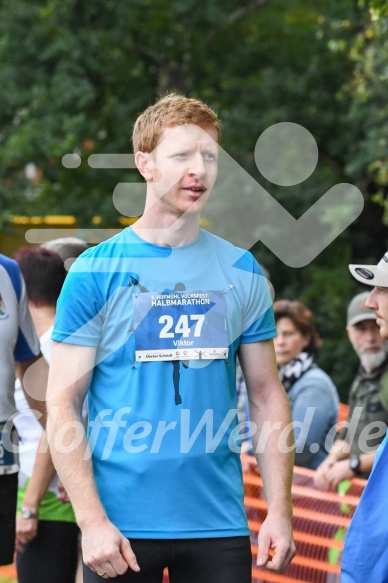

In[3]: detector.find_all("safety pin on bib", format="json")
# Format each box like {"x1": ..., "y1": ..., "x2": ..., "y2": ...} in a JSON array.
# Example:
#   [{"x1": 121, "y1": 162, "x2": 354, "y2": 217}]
[{"x1": 221, "y1": 284, "x2": 234, "y2": 295}]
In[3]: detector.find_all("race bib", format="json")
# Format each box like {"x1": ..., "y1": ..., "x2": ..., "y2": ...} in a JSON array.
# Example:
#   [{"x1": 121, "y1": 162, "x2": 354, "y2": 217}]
[
  {"x1": 133, "y1": 290, "x2": 229, "y2": 362},
  {"x1": 0, "y1": 422, "x2": 19, "y2": 475}
]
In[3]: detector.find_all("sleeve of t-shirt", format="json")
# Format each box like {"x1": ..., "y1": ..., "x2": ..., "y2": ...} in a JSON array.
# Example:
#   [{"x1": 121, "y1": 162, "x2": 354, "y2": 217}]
[
  {"x1": 52, "y1": 256, "x2": 104, "y2": 346},
  {"x1": 236, "y1": 252, "x2": 276, "y2": 344},
  {"x1": 9, "y1": 261, "x2": 40, "y2": 362}
]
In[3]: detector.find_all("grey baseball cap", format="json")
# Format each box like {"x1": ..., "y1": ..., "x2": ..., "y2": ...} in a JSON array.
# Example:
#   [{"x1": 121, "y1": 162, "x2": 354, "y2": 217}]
[
  {"x1": 349, "y1": 251, "x2": 388, "y2": 288},
  {"x1": 41, "y1": 237, "x2": 88, "y2": 268},
  {"x1": 347, "y1": 291, "x2": 376, "y2": 327}
]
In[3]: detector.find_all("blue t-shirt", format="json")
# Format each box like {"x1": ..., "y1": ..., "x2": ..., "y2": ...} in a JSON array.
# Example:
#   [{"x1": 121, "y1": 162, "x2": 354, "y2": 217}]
[{"x1": 52, "y1": 228, "x2": 276, "y2": 538}]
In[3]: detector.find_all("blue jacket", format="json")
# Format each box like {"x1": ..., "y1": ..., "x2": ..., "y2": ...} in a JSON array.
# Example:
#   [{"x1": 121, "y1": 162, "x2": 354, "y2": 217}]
[
  {"x1": 287, "y1": 366, "x2": 339, "y2": 469},
  {"x1": 341, "y1": 433, "x2": 388, "y2": 583}
]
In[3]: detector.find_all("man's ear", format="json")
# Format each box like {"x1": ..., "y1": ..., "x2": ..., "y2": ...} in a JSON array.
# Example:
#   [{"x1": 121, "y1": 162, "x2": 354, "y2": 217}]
[{"x1": 135, "y1": 151, "x2": 153, "y2": 181}]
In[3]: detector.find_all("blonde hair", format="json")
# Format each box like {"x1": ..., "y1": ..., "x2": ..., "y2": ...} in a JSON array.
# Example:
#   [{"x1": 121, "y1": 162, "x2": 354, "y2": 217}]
[{"x1": 132, "y1": 93, "x2": 221, "y2": 153}]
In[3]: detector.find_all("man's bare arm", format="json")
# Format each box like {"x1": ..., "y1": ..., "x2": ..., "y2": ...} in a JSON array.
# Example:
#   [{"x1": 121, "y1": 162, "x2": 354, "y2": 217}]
[
  {"x1": 47, "y1": 341, "x2": 140, "y2": 577},
  {"x1": 239, "y1": 340, "x2": 296, "y2": 573},
  {"x1": 16, "y1": 432, "x2": 56, "y2": 549},
  {"x1": 21, "y1": 432, "x2": 55, "y2": 508},
  {"x1": 16, "y1": 355, "x2": 48, "y2": 427}
]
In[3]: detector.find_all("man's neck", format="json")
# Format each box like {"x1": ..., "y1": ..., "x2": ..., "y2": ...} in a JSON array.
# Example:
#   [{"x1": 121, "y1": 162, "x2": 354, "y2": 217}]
[{"x1": 132, "y1": 210, "x2": 200, "y2": 247}]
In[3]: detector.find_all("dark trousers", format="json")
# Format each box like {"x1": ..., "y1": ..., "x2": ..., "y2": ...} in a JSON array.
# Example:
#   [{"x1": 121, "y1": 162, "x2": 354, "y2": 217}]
[
  {"x1": 17, "y1": 520, "x2": 79, "y2": 583},
  {"x1": 0, "y1": 473, "x2": 18, "y2": 565},
  {"x1": 83, "y1": 536, "x2": 252, "y2": 583}
]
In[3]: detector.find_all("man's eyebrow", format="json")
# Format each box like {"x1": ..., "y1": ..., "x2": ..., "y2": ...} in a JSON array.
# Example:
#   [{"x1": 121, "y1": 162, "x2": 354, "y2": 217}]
[
  {"x1": 168, "y1": 143, "x2": 193, "y2": 150},
  {"x1": 165, "y1": 140, "x2": 218, "y2": 148}
]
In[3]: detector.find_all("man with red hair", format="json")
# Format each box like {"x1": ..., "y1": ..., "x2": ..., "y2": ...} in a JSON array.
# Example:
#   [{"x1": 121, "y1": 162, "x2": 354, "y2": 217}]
[{"x1": 47, "y1": 94, "x2": 296, "y2": 582}]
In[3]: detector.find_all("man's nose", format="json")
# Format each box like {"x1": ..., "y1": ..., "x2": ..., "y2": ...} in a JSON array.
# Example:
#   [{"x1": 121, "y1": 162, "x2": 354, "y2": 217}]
[
  {"x1": 188, "y1": 154, "x2": 206, "y2": 178},
  {"x1": 365, "y1": 328, "x2": 379, "y2": 342},
  {"x1": 366, "y1": 288, "x2": 378, "y2": 310}
]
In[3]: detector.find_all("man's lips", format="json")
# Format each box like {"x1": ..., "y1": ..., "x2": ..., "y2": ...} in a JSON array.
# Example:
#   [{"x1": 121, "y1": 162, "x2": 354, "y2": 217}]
[{"x1": 181, "y1": 185, "x2": 207, "y2": 196}]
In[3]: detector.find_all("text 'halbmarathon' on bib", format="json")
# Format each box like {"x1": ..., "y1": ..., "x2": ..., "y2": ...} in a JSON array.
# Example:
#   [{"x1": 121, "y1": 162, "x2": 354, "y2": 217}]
[{"x1": 134, "y1": 290, "x2": 229, "y2": 362}]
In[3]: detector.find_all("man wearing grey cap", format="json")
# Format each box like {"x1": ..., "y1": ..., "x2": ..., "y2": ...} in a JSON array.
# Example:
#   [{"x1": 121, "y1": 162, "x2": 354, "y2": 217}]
[
  {"x1": 314, "y1": 290, "x2": 388, "y2": 491},
  {"x1": 342, "y1": 251, "x2": 388, "y2": 583},
  {"x1": 42, "y1": 237, "x2": 88, "y2": 269}
]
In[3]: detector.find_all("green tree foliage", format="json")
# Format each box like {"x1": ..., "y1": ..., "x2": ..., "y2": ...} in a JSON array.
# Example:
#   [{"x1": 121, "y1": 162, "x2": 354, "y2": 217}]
[
  {"x1": 0, "y1": 0, "x2": 360, "y2": 222},
  {"x1": 344, "y1": 0, "x2": 388, "y2": 222}
]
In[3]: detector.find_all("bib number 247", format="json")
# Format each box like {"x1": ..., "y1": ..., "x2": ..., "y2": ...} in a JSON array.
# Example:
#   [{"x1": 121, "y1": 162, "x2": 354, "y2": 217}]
[{"x1": 159, "y1": 314, "x2": 204, "y2": 338}]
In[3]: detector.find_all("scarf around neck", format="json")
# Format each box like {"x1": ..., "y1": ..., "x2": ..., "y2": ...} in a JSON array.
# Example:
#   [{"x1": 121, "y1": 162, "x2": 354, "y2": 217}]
[{"x1": 278, "y1": 351, "x2": 314, "y2": 392}]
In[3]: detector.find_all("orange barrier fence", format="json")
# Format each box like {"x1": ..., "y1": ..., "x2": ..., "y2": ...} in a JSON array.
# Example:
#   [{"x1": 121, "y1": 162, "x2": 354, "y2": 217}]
[
  {"x1": 338, "y1": 402, "x2": 349, "y2": 424},
  {"x1": 0, "y1": 563, "x2": 16, "y2": 581},
  {"x1": 244, "y1": 459, "x2": 366, "y2": 583},
  {"x1": 160, "y1": 454, "x2": 366, "y2": 583}
]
